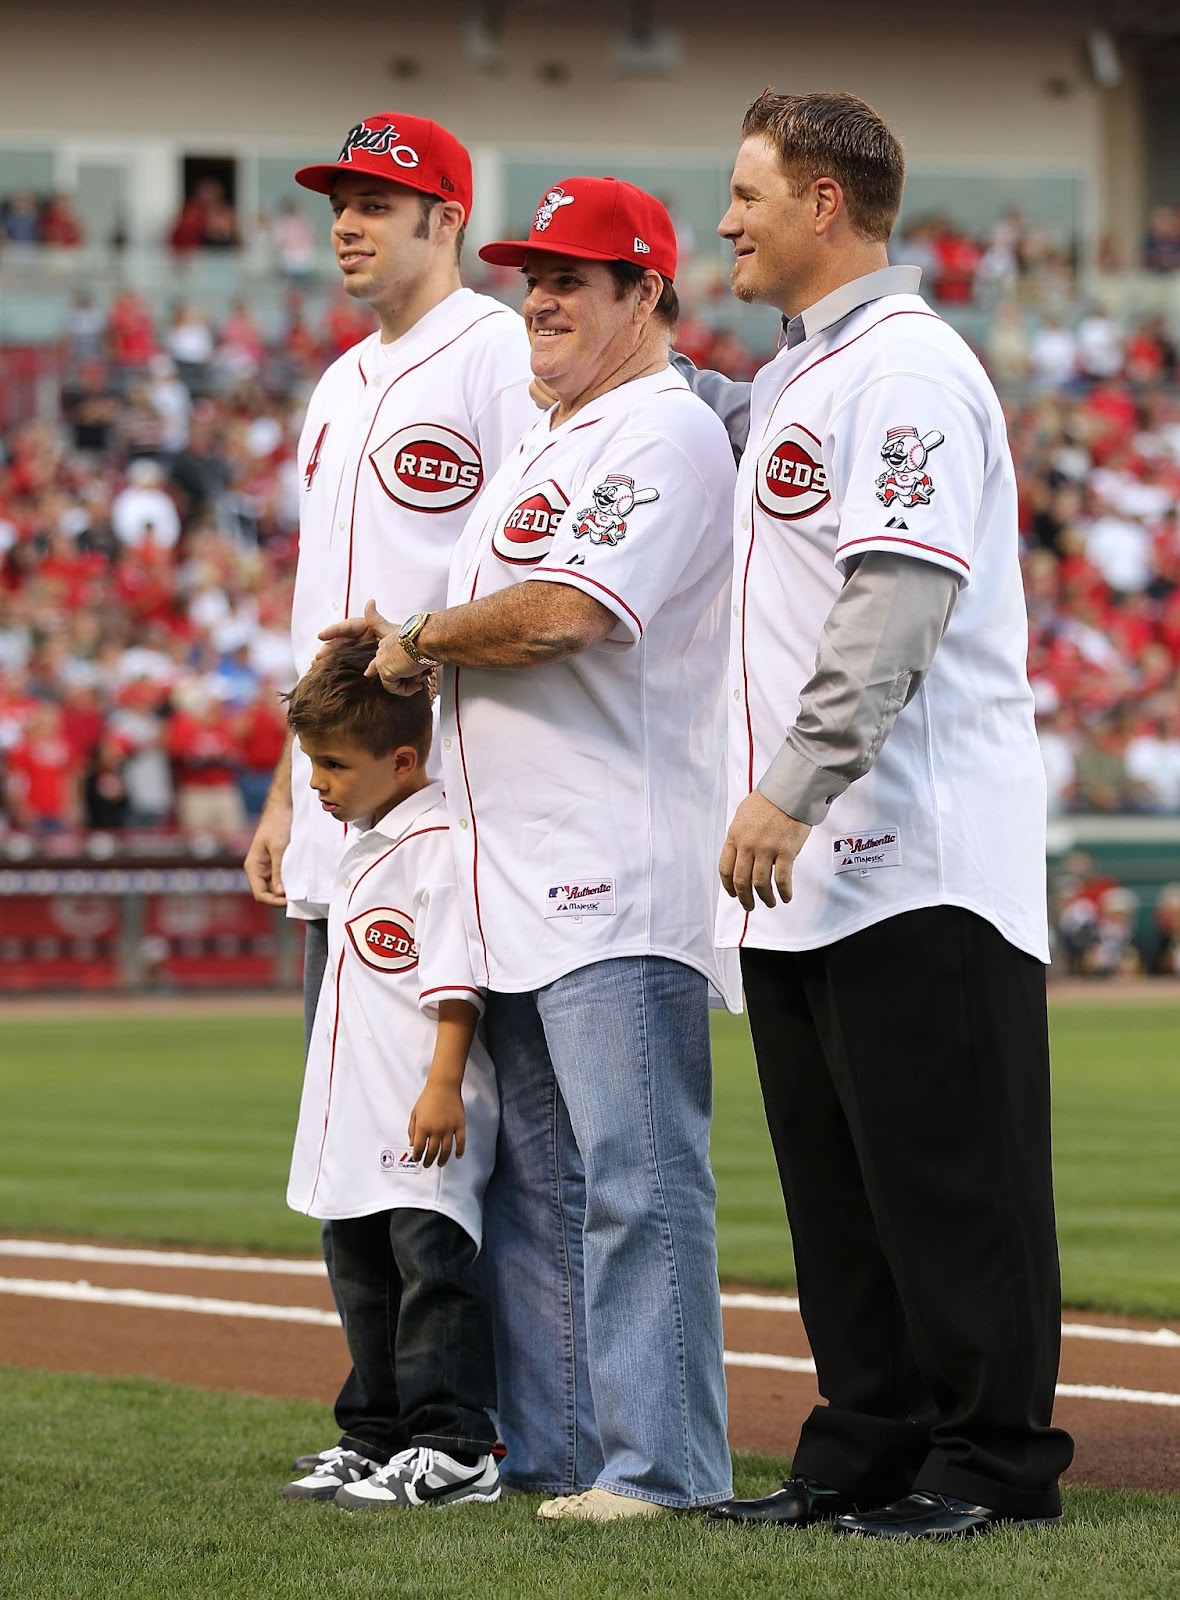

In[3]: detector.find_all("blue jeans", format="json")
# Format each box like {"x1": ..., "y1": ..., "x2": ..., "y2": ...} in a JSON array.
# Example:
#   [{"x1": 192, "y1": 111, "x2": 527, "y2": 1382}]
[{"x1": 482, "y1": 956, "x2": 732, "y2": 1508}]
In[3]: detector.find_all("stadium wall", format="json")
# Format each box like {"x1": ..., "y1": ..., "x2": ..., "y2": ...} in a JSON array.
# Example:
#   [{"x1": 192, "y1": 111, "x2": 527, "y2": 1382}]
[{"x1": 0, "y1": 4, "x2": 1118, "y2": 253}]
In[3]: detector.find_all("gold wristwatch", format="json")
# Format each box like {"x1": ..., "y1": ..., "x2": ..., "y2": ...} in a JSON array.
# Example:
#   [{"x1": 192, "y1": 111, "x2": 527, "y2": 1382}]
[{"x1": 397, "y1": 611, "x2": 437, "y2": 667}]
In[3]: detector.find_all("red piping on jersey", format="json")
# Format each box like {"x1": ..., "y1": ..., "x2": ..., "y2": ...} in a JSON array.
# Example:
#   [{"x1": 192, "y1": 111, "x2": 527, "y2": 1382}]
[
  {"x1": 519, "y1": 417, "x2": 601, "y2": 481},
  {"x1": 765, "y1": 309, "x2": 942, "y2": 414},
  {"x1": 736, "y1": 486, "x2": 759, "y2": 948},
  {"x1": 533, "y1": 567, "x2": 644, "y2": 638},
  {"x1": 836, "y1": 533, "x2": 970, "y2": 572},
  {"x1": 308, "y1": 944, "x2": 348, "y2": 1210},
  {"x1": 343, "y1": 309, "x2": 512, "y2": 614},
  {"x1": 346, "y1": 826, "x2": 449, "y2": 909},
  {"x1": 451, "y1": 669, "x2": 491, "y2": 980},
  {"x1": 420, "y1": 984, "x2": 483, "y2": 1002}
]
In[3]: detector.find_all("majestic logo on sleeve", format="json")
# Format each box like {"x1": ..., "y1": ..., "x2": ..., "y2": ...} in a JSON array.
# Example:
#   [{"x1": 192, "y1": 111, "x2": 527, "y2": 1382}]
[
  {"x1": 756, "y1": 424, "x2": 830, "y2": 521},
  {"x1": 346, "y1": 908, "x2": 418, "y2": 972},
  {"x1": 492, "y1": 478, "x2": 569, "y2": 564},
  {"x1": 875, "y1": 427, "x2": 944, "y2": 509},
  {"x1": 572, "y1": 476, "x2": 659, "y2": 546},
  {"x1": 339, "y1": 121, "x2": 421, "y2": 171},
  {"x1": 369, "y1": 425, "x2": 483, "y2": 513},
  {"x1": 534, "y1": 188, "x2": 575, "y2": 231}
]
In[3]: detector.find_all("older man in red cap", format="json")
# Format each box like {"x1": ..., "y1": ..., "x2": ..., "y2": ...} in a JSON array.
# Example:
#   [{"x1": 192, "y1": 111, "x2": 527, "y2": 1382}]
[
  {"x1": 322, "y1": 175, "x2": 739, "y2": 1521},
  {"x1": 245, "y1": 113, "x2": 535, "y2": 1504}
]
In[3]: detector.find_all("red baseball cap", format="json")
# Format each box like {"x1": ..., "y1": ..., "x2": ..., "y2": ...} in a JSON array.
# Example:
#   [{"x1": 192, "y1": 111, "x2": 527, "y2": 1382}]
[
  {"x1": 479, "y1": 176, "x2": 676, "y2": 280},
  {"x1": 295, "y1": 113, "x2": 473, "y2": 218}
]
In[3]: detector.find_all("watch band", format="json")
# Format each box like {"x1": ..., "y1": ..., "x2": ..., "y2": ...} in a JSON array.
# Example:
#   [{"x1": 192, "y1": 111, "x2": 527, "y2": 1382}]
[{"x1": 398, "y1": 612, "x2": 437, "y2": 667}]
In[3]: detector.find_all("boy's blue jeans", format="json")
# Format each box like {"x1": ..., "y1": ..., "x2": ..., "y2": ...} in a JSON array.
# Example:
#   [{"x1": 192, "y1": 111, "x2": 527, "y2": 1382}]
[{"x1": 482, "y1": 955, "x2": 732, "y2": 1508}]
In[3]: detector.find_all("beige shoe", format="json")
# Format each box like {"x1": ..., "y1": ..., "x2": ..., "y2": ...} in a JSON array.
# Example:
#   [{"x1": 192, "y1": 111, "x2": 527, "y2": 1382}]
[{"x1": 536, "y1": 1488, "x2": 667, "y2": 1522}]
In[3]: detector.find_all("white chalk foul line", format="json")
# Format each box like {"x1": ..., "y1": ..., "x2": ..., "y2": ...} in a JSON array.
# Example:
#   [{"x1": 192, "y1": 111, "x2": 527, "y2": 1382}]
[
  {"x1": 0, "y1": 1240, "x2": 323, "y2": 1277},
  {"x1": 1, "y1": 1277, "x2": 1178, "y2": 1412},
  {"x1": 0, "y1": 1276, "x2": 340, "y2": 1325},
  {"x1": 2, "y1": 1242, "x2": 1178, "y2": 1351}
]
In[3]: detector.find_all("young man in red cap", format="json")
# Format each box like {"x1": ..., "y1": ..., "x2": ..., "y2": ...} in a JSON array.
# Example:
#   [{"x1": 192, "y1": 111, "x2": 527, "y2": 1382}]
[
  {"x1": 242, "y1": 113, "x2": 534, "y2": 1500},
  {"x1": 322, "y1": 175, "x2": 739, "y2": 1522}
]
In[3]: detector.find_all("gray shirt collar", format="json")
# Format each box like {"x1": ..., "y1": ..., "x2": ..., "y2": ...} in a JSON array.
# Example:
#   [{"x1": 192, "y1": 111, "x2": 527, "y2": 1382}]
[{"x1": 781, "y1": 264, "x2": 923, "y2": 349}]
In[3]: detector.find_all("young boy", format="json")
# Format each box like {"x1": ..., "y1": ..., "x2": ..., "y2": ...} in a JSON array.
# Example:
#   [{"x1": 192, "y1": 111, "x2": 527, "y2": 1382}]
[{"x1": 281, "y1": 639, "x2": 500, "y2": 1510}]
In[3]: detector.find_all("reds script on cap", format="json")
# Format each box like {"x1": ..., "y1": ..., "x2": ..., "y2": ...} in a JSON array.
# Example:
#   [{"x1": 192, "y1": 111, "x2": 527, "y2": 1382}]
[
  {"x1": 295, "y1": 113, "x2": 473, "y2": 218},
  {"x1": 479, "y1": 176, "x2": 677, "y2": 280}
]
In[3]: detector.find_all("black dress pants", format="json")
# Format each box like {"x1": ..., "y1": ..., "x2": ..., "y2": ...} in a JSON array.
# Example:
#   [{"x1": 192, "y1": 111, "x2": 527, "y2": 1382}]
[{"x1": 740, "y1": 905, "x2": 1074, "y2": 1517}]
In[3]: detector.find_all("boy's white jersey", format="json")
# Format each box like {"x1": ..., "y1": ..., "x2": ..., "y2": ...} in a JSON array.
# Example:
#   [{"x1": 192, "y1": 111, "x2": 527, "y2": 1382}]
[
  {"x1": 716, "y1": 291, "x2": 1049, "y2": 960},
  {"x1": 284, "y1": 289, "x2": 534, "y2": 917},
  {"x1": 439, "y1": 368, "x2": 742, "y2": 1007},
  {"x1": 287, "y1": 781, "x2": 498, "y2": 1246}
]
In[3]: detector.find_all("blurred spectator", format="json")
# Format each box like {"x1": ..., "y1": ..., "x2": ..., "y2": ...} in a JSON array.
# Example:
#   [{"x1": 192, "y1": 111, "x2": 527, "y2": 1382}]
[
  {"x1": 1, "y1": 191, "x2": 41, "y2": 245},
  {"x1": 107, "y1": 290, "x2": 158, "y2": 371},
  {"x1": 110, "y1": 459, "x2": 181, "y2": 551},
  {"x1": 1142, "y1": 205, "x2": 1180, "y2": 272},
  {"x1": 165, "y1": 303, "x2": 215, "y2": 393},
  {"x1": 1028, "y1": 317, "x2": 1077, "y2": 391},
  {"x1": 1138, "y1": 884, "x2": 1180, "y2": 976},
  {"x1": 166, "y1": 683, "x2": 245, "y2": 837},
  {"x1": 273, "y1": 197, "x2": 317, "y2": 283},
  {"x1": 1073, "y1": 886, "x2": 1144, "y2": 978},
  {"x1": 1125, "y1": 711, "x2": 1180, "y2": 812},
  {"x1": 3, "y1": 701, "x2": 79, "y2": 830},
  {"x1": 83, "y1": 728, "x2": 132, "y2": 830},
  {"x1": 1076, "y1": 307, "x2": 1124, "y2": 383},
  {"x1": 1036, "y1": 706, "x2": 1076, "y2": 815},
  {"x1": 235, "y1": 686, "x2": 288, "y2": 818},
  {"x1": 39, "y1": 194, "x2": 83, "y2": 247},
  {"x1": 1073, "y1": 713, "x2": 1135, "y2": 812},
  {"x1": 169, "y1": 176, "x2": 241, "y2": 253},
  {"x1": 985, "y1": 302, "x2": 1030, "y2": 388}
]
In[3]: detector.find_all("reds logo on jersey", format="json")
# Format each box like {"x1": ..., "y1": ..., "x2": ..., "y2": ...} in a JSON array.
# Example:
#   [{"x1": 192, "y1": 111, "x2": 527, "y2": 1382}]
[
  {"x1": 369, "y1": 425, "x2": 484, "y2": 513},
  {"x1": 756, "y1": 423, "x2": 831, "y2": 521},
  {"x1": 491, "y1": 478, "x2": 569, "y2": 565},
  {"x1": 346, "y1": 908, "x2": 418, "y2": 973}
]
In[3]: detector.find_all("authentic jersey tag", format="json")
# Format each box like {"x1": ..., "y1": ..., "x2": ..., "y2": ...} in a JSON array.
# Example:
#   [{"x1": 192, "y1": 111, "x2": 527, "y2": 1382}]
[
  {"x1": 545, "y1": 878, "x2": 616, "y2": 917},
  {"x1": 380, "y1": 1147, "x2": 422, "y2": 1174},
  {"x1": 832, "y1": 828, "x2": 901, "y2": 875}
]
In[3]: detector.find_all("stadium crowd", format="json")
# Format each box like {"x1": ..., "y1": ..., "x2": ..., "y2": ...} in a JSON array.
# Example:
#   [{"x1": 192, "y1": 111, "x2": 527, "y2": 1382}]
[{"x1": 1, "y1": 266, "x2": 1179, "y2": 960}]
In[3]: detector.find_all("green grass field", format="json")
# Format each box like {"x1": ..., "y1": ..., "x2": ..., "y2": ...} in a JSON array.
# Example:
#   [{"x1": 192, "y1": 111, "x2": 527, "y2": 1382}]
[
  {"x1": 4, "y1": 1369, "x2": 1177, "y2": 1600},
  {"x1": 1, "y1": 1002, "x2": 1177, "y2": 1598}
]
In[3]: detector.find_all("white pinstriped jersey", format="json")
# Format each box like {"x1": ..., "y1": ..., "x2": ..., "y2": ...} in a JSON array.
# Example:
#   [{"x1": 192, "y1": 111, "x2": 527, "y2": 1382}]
[
  {"x1": 284, "y1": 289, "x2": 534, "y2": 916},
  {"x1": 287, "y1": 782, "x2": 497, "y2": 1245},
  {"x1": 717, "y1": 290, "x2": 1049, "y2": 960},
  {"x1": 439, "y1": 368, "x2": 742, "y2": 1007}
]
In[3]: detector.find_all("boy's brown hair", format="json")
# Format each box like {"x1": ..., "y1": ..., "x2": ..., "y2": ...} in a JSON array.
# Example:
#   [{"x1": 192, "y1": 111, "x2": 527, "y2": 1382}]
[
  {"x1": 284, "y1": 637, "x2": 433, "y2": 761},
  {"x1": 741, "y1": 89, "x2": 905, "y2": 244}
]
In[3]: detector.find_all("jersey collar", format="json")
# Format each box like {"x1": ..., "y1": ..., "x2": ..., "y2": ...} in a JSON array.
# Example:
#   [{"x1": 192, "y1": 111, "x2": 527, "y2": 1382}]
[
  {"x1": 780, "y1": 265, "x2": 923, "y2": 350},
  {"x1": 350, "y1": 778, "x2": 445, "y2": 844}
]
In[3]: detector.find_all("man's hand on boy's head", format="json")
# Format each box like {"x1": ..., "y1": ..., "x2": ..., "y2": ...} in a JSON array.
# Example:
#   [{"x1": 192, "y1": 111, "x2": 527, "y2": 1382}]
[
  {"x1": 408, "y1": 1082, "x2": 467, "y2": 1167},
  {"x1": 317, "y1": 598, "x2": 432, "y2": 697}
]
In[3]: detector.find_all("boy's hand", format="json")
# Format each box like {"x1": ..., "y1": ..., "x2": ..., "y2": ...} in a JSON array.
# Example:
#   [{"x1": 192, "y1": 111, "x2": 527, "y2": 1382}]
[{"x1": 408, "y1": 1084, "x2": 467, "y2": 1167}]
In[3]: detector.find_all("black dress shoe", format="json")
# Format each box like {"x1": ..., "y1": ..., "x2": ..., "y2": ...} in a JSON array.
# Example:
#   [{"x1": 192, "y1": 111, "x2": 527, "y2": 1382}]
[
  {"x1": 833, "y1": 1491, "x2": 1063, "y2": 1541},
  {"x1": 707, "y1": 1475, "x2": 859, "y2": 1527}
]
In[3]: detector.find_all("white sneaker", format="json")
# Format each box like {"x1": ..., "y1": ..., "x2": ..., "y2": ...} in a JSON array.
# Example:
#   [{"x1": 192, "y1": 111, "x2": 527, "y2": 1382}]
[
  {"x1": 282, "y1": 1445, "x2": 381, "y2": 1502},
  {"x1": 536, "y1": 1487, "x2": 667, "y2": 1522},
  {"x1": 335, "y1": 1446, "x2": 501, "y2": 1509}
]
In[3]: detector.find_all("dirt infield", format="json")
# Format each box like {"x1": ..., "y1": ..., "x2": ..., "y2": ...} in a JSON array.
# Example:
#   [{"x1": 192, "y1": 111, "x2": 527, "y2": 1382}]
[{"x1": 2, "y1": 1244, "x2": 1176, "y2": 1496}]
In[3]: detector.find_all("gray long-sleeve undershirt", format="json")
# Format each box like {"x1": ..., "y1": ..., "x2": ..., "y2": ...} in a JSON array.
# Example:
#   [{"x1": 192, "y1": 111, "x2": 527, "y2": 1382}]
[
  {"x1": 670, "y1": 352, "x2": 961, "y2": 820},
  {"x1": 757, "y1": 552, "x2": 960, "y2": 824}
]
